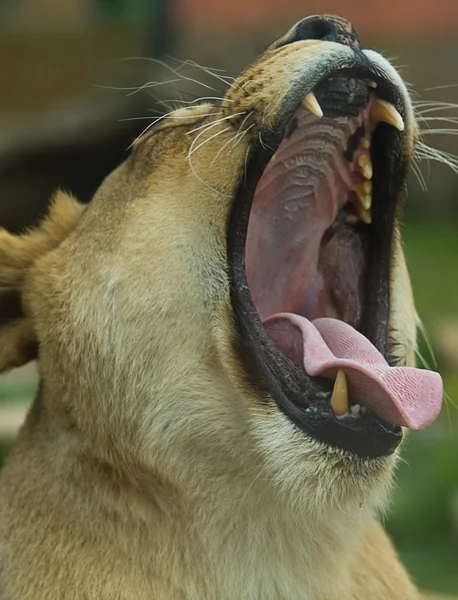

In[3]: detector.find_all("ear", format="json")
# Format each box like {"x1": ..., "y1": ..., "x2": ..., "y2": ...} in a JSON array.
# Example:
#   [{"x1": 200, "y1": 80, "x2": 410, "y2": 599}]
[{"x1": 0, "y1": 191, "x2": 86, "y2": 372}]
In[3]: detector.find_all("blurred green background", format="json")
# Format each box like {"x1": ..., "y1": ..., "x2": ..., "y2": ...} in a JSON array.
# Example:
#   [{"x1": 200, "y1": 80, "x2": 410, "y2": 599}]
[{"x1": 0, "y1": 0, "x2": 457, "y2": 596}]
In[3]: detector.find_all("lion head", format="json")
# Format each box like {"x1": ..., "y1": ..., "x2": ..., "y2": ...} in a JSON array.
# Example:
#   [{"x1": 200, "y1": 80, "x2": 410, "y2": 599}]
[{"x1": 0, "y1": 14, "x2": 442, "y2": 566}]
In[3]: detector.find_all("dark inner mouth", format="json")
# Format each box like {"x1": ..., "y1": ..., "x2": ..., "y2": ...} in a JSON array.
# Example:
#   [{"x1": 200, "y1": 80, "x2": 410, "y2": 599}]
[{"x1": 228, "y1": 71, "x2": 408, "y2": 458}]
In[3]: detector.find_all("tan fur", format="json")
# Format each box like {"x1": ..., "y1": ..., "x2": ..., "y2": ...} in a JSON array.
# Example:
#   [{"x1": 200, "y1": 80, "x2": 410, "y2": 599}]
[{"x1": 0, "y1": 21, "x2": 448, "y2": 600}]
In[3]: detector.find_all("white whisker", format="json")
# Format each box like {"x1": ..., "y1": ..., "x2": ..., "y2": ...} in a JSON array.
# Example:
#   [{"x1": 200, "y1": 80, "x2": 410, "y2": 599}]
[
  {"x1": 187, "y1": 126, "x2": 231, "y2": 160},
  {"x1": 186, "y1": 111, "x2": 246, "y2": 135},
  {"x1": 211, "y1": 114, "x2": 254, "y2": 165},
  {"x1": 156, "y1": 96, "x2": 233, "y2": 107},
  {"x1": 420, "y1": 129, "x2": 458, "y2": 136},
  {"x1": 411, "y1": 159, "x2": 428, "y2": 191},
  {"x1": 121, "y1": 112, "x2": 222, "y2": 122},
  {"x1": 424, "y1": 83, "x2": 458, "y2": 91},
  {"x1": 418, "y1": 116, "x2": 458, "y2": 124},
  {"x1": 417, "y1": 318, "x2": 438, "y2": 369},
  {"x1": 243, "y1": 146, "x2": 250, "y2": 186},
  {"x1": 127, "y1": 106, "x2": 219, "y2": 149}
]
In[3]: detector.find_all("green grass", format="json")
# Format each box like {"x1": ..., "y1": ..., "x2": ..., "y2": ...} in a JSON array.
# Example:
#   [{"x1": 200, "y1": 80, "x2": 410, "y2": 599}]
[{"x1": 403, "y1": 218, "x2": 458, "y2": 324}]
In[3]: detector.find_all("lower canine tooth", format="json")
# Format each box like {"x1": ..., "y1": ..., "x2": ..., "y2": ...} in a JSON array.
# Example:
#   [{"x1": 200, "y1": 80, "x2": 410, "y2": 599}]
[
  {"x1": 370, "y1": 98, "x2": 405, "y2": 132},
  {"x1": 331, "y1": 369, "x2": 348, "y2": 416},
  {"x1": 301, "y1": 92, "x2": 323, "y2": 118}
]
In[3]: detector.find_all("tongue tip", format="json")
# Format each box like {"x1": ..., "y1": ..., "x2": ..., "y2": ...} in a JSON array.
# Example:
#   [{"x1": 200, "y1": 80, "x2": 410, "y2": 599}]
[
  {"x1": 400, "y1": 371, "x2": 444, "y2": 430},
  {"x1": 264, "y1": 313, "x2": 445, "y2": 432}
]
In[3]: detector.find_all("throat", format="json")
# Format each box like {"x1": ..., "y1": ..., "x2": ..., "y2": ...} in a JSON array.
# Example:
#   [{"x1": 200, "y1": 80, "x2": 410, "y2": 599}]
[
  {"x1": 188, "y1": 469, "x2": 390, "y2": 600},
  {"x1": 245, "y1": 109, "x2": 374, "y2": 328}
]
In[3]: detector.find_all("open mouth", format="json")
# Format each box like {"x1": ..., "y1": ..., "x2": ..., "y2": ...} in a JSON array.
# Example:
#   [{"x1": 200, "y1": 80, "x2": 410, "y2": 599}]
[{"x1": 228, "y1": 66, "x2": 443, "y2": 458}]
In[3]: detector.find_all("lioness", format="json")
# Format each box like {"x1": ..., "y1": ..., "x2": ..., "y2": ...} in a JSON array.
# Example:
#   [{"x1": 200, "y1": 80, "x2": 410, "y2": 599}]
[{"x1": 0, "y1": 14, "x2": 447, "y2": 600}]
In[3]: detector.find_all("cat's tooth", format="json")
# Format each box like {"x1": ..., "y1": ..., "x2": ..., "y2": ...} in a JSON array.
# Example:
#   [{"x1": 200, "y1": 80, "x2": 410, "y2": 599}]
[
  {"x1": 361, "y1": 139, "x2": 371, "y2": 150},
  {"x1": 350, "y1": 404, "x2": 361, "y2": 415},
  {"x1": 358, "y1": 154, "x2": 373, "y2": 180},
  {"x1": 370, "y1": 98, "x2": 404, "y2": 131},
  {"x1": 331, "y1": 370, "x2": 348, "y2": 416},
  {"x1": 357, "y1": 204, "x2": 372, "y2": 224},
  {"x1": 365, "y1": 79, "x2": 377, "y2": 89},
  {"x1": 345, "y1": 214, "x2": 360, "y2": 225},
  {"x1": 353, "y1": 181, "x2": 372, "y2": 211},
  {"x1": 301, "y1": 92, "x2": 323, "y2": 118}
]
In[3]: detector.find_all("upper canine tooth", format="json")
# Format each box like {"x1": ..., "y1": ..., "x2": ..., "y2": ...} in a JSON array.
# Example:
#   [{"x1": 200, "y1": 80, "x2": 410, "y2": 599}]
[
  {"x1": 301, "y1": 92, "x2": 323, "y2": 118},
  {"x1": 370, "y1": 98, "x2": 405, "y2": 132},
  {"x1": 365, "y1": 79, "x2": 377, "y2": 89},
  {"x1": 331, "y1": 369, "x2": 348, "y2": 416},
  {"x1": 358, "y1": 154, "x2": 373, "y2": 180},
  {"x1": 353, "y1": 181, "x2": 372, "y2": 210}
]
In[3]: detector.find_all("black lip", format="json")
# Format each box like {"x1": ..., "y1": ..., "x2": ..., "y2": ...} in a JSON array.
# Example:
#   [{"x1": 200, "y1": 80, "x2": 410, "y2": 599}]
[{"x1": 227, "y1": 62, "x2": 407, "y2": 459}]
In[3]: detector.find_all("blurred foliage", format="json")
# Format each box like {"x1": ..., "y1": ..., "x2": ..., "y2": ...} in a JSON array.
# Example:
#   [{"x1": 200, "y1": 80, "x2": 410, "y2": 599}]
[{"x1": 0, "y1": 216, "x2": 457, "y2": 593}]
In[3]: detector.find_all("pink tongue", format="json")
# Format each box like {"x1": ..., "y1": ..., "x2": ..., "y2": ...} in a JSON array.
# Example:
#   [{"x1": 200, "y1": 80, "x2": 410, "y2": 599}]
[{"x1": 263, "y1": 314, "x2": 443, "y2": 429}]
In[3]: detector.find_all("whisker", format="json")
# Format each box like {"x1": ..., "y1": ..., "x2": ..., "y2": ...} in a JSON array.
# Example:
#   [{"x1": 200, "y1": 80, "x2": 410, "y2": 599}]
[
  {"x1": 418, "y1": 116, "x2": 458, "y2": 124},
  {"x1": 424, "y1": 83, "x2": 458, "y2": 91},
  {"x1": 231, "y1": 123, "x2": 255, "y2": 152},
  {"x1": 239, "y1": 77, "x2": 269, "y2": 91},
  {"x1": 187, "y1": 126, "x2": 231, "y2": 160},
  {"x1": 211, "y1": 114, "x2": 255, "y2": 165},
  {"x1": 243, "y1": 146, "x2": 250, "y2": 186},
  {"x1": 171, "y1": 58, "x2": 237, "y2": 90},
  {"x1": 415, "y1": 102, "x2": 458, "y2": 115},
  {"x1": 411, "y1": 159, "x2": 428, "y2": 191},
  {"x1": 155, "y1": 96, "x2": 233, "y2": 107},
  {"x1": 420, "y1": 129, "x2": 458, "y2": 136},
  {"x1": 165, "y1": 54, "x2": 229, "y2": 73},
  {"x1": 417, "y1": 318, "x2": 438, "y2": 369},
  {"x1": 127, "y1": 106, "x2": 219, "y2": 149},
  {"x1": 127, "y1": 77, "x2": 220, "y2": 97},
  {"x1": 121, "y1": 112, "x2": 221, "y2": 122},
  {"x1": 186, "y1": 111, "x2": 246, "y2": 136}
]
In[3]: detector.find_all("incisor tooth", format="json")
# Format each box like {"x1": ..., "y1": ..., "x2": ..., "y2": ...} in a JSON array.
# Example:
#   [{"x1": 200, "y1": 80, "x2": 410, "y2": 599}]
[
  {"x1": 370, "y1": 98, "x2": 404, "y2": 132},
  {"x1": 331, "y1": 369, "x2": 348, "y2": 416},
  {"x1": 361, "y1": 139, "x2": 371, "y2": 150},
  {"x1": 365, "y1": 79, "x2": 377, "y2": 89},
  {"x1": 301, "y1": 92, "x2": 323, "y2": 118},
  {"x1": 350, "y1": 404, "x2": 361, "y2": 415},
  {"x1": 358, "y1": 154, "x2": 373, "y2": 180},
  {"x1": 353, "y1": 181, "x2": 372, "y2": 210}
]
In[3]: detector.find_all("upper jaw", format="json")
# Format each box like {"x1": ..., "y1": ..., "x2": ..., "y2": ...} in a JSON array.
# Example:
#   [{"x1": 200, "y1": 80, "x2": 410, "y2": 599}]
[
  {"x1": 233, "y1": 43, "x2": 414, "y2": 153},
  {"x1": 226, "y1": 48, "x2": 415, "y2": 459}
]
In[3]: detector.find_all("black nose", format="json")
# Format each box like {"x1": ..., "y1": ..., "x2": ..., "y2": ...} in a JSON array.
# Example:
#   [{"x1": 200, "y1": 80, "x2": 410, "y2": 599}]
[{"x1": 275, "y1": 14, "x2": 360, "y2": 50}]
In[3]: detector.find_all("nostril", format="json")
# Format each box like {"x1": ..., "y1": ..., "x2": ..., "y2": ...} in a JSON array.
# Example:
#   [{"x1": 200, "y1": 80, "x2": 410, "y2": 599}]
[
  {"x1": 296, "y1": 17, "x2": 336, "y2": 42},
  {"x1": 275, "y1": 15, "x2": 360, "y2": 50}
]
